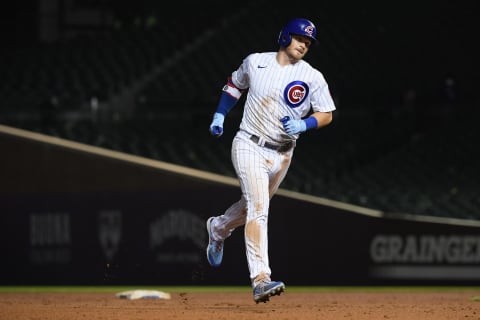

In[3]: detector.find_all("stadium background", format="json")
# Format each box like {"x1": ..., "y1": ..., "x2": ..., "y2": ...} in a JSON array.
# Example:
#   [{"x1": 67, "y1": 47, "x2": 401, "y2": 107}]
[{"x1": 0, "y1": 0, "x2": 479, "y2": 286}]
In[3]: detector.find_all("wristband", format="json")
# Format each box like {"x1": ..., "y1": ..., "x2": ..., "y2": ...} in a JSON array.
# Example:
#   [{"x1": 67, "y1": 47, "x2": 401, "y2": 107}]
[{"x1": 304, "y1": 116, "x2": 318, "y2": 130}]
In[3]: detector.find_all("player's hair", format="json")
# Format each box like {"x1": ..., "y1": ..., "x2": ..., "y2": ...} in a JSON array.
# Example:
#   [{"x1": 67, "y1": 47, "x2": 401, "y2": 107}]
[{"x1": 278, "y1": 18, "x2": 317, "y2": 47}]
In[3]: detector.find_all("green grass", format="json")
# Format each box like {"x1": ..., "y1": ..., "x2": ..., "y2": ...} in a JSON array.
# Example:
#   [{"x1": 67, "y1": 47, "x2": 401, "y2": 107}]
[{"x1": 1, "y1": 286, "x2": 479, "y2": 293}]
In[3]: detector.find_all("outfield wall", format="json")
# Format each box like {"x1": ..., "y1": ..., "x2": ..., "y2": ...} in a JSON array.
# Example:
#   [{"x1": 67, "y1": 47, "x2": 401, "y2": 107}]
[{"x1": 1, "y1": 124, "x2": 480, "y2": 286}]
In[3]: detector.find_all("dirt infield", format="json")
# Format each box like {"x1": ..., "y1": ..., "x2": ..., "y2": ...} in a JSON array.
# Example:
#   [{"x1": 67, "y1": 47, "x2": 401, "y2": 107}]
[{"x1": 1, "y1": 290, "x2": 479, "y2": 320}]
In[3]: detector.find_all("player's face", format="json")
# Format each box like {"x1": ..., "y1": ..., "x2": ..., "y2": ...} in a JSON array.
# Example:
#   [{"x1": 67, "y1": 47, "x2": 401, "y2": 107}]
[{"x1": 286, "y1": 35, "x2": 311, "y2": 61}]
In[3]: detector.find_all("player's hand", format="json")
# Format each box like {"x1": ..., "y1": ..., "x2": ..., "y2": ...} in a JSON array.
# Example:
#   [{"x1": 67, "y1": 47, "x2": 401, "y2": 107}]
[
  {"x1": 209, "y1": 112, "x2": 225, "y2": 137},
  {"x1": 281, "y1": 117, "x2": 306, "y2": 135}
]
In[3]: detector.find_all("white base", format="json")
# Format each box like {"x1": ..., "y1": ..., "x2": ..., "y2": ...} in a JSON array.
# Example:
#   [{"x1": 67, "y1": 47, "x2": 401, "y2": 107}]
[{"x1": 116, "y1": 290, "x2": 171, "y2": 300}]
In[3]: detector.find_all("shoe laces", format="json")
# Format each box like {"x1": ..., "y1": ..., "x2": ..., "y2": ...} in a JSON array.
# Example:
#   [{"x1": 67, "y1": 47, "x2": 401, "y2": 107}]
[{"x1": 255, "y1": 279, "x2": 272, "y2": 288}]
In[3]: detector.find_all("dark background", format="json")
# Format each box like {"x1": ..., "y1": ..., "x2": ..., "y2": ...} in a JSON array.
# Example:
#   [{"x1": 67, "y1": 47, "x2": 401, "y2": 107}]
[{"x1": 1, "y1": 0, "x2": 478, "y2": 106}]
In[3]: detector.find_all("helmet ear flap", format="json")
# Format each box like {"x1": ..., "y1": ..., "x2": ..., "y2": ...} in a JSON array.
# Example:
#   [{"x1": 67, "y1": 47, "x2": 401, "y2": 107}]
[{"x1": 278, "y1": 30, "x2": 291, "y2": 47}]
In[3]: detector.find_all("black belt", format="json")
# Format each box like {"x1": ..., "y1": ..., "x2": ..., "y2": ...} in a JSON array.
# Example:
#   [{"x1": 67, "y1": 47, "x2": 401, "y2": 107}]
[{"x1": 250, "y1": 135, "x2": 294, "y2": 153}]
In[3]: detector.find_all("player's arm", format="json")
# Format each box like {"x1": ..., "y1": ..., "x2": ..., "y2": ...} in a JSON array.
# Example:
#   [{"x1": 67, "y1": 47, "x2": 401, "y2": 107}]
[
  {"x1": 209, "y1": 77, "x2": 245, "y2": 137},
  {"x1": 216, "y1": 77, "x2": 244, "y2": 115},
  {"x1": 309, "y1": 111, "x2": 333, "y2": 129},
  {"x1": 281, "y1": 111, "x2": 333, "y2": 135}
]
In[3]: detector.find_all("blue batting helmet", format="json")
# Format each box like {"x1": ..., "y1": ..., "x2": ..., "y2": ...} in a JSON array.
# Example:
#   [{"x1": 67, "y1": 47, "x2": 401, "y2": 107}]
[{"x1": 278, "y1": 18, "x2": 317, "y2": 47}]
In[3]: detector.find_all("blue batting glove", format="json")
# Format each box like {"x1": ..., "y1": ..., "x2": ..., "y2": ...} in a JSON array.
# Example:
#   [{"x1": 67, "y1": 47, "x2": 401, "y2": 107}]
[
  {"x1": 282, "y1": 118, "x2": 306, "y2": 135},
  {"x1": 209, "y1": 112, "x2": 224, "y2": 137}
]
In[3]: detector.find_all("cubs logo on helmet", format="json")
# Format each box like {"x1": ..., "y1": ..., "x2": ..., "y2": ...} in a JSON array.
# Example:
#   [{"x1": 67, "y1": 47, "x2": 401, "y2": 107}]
[
  {"x1": 304, "y1": 25, "x2": 315, "y2": 37},
  {"x1": 284, "y1": 81, "x2": 309, "y2": 108}
]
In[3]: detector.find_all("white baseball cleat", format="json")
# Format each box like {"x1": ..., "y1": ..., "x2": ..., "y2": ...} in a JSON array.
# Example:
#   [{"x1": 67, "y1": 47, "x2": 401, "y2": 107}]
[
  {"x1": 253, "y1": 280, "x2": 285, "y2": 303},
  {"x1": 206, "y1": 217, "x2": 224, "y2": 267}
]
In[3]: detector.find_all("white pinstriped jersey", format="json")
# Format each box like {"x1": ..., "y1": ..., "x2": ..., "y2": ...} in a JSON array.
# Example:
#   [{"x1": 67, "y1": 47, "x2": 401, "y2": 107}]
[{"x1": 231, "y1": 52, "x2": 336, "y2": 144}]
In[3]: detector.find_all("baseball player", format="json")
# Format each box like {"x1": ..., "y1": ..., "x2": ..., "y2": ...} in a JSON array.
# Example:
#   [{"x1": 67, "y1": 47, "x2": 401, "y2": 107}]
[{"x1": 206, "y1": 18, "x2": 336, "y2": 303}]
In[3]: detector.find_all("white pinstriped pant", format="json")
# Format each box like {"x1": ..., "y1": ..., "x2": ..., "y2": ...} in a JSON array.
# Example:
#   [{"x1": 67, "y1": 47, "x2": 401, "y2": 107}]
[{"x1": 209, "y1": 129, "x2": 293, "y2": 286}]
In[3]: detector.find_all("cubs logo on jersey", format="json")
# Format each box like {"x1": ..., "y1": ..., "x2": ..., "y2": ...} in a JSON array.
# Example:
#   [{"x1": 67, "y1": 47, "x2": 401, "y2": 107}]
[{"x1": 283, "y1": 81, "x2": 309, "y2": 108}]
